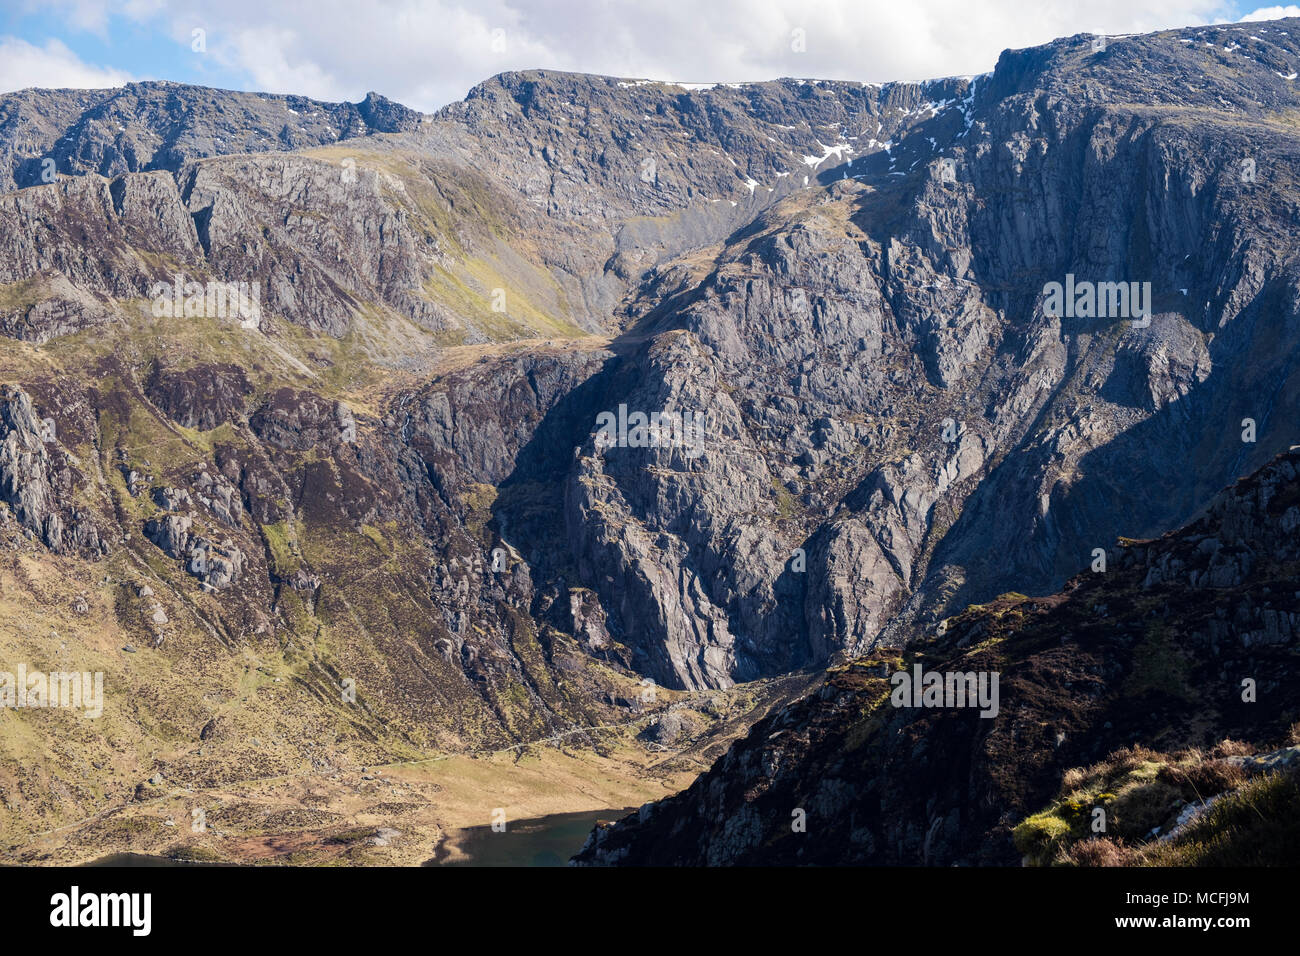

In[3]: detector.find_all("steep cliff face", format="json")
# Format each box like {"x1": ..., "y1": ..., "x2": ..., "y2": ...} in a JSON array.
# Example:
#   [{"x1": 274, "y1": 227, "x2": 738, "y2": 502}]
[
  {"x1": 3, "y1": 19, "x2": 1300, "y2": 848},
  {"x1": 0, "y1": 385, "x2": 105, "y2": 555},
  {"x1": 0, "y1": 81, "x2": 420, "y2": 191},
  {"x1": 534, "y1": 22, "x2": 1300, "y2": 688},
  {"x1": 574, "y1": 449, "x2": 1300, "y2": 865}
]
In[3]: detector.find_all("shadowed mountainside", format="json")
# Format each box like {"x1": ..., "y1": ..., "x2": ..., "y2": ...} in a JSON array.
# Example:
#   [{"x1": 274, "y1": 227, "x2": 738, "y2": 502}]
[
  {"x1": 2, "y1": 19, "x2": 1300, "y2": 862},
  {"x1": 575, "y1": 449, "x2": 1300, "y2": 865}
]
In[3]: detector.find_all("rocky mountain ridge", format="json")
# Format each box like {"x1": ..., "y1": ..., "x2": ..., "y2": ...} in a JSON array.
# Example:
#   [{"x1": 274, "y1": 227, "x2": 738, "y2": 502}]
[
  {"x1": 2, "y1": 18, "x2": 1300, "y2": 858},
  {"x1": 575, "y1": 448, "x2": 1300, "y2": 864}
]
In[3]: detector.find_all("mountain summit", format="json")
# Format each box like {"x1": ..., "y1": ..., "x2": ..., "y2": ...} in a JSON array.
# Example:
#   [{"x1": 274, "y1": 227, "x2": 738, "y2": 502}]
[{"x1": 2, "y1": 18, "x2": 1299, "y2": 865}]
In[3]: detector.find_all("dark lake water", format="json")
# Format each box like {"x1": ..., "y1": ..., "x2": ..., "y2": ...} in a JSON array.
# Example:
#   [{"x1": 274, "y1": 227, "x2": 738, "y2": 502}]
[
  {"x1": 426, "y1": 808, "x2": 629, "y2": 867},
  {"x1": 85, "y1": 809, "x2": 627, "y2": 867}
]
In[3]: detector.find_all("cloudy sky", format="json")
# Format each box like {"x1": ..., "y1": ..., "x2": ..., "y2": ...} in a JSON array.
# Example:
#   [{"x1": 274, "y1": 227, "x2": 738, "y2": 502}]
[{"x1": 0, "y1": 0, "x2": 1295, "y2": 111}]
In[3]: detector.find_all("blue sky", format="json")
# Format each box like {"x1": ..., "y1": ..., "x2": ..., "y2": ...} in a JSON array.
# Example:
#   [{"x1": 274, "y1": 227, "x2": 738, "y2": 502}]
[{"x1": 0, "y1": 1, "x2": 1287, "y2": 111}]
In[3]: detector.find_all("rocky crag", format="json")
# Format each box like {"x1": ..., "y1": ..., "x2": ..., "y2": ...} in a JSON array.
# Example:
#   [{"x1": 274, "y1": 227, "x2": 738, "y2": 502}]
[
  {"x1": 575, "y1": 448, "x2": 1300, "y2": 865},
  {"x1": 2, "y1": 19, "x2": 1300, "y2": 858}
]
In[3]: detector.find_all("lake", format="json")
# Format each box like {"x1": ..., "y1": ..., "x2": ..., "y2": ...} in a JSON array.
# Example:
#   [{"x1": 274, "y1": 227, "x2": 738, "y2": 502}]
[
  {"x1": 427, "y1": 808, "x2": 629, "y2": 867},
  {"x1": 84, "y1": 808, "x2": 628, "y2": 867}
]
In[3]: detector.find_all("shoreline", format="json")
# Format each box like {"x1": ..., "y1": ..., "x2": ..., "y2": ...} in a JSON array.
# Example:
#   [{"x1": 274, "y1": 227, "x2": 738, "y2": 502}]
[{"x1": 8, "y1": 744, "x2": 693, "y2": 867}]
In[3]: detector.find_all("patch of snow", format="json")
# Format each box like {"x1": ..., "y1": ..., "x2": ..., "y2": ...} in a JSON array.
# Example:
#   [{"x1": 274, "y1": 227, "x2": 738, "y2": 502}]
[
  {"x1": 802, "y1": 140, "x2": 854, "y2": 168},
  {"x1": 958, "y1": 74, "x2": 983, "y2": 138},
  {"x1": 913, "y1": 98, "x2": 954, "y2": 119}
]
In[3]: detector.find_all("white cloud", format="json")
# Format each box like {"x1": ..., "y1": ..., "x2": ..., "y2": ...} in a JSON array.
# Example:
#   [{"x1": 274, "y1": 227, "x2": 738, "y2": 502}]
[
  {"x1": 21, "y1": 0, "x2": 1298, "y2": 110},
  {"x1": 1239, "y1": 6, "x2": 1300, "y2": 21},
  {"x1": 18, "y1": 0, "x2": 113, "y2": 38},
  {"x1": 0, "y1": 37, "x2": 133, "y2": 94},
  {"x1": 149, "y1": 0, "x2": 1242, "y2": 110}
]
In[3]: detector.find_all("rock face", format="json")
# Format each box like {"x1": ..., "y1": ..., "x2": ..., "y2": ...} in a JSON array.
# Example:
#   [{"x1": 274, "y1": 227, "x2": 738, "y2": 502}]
[
  {"x1": 146, "y1": 362, "x2": 251, "y2": 431},
  {"x1": 574, "y1": 450, "x2": 1300, "y2": 865},
  {"x1": 4, "y1": 17, "x2": 1300, "y2": 820},
  {"x1": 250, "y1": 389, "x2": 357, "y2": 452},
  {"x1": 0, "y1": 82, "x2": 421, "y2": 191},
  {"x1": 0, "y1": 386, "x2": 104, "y2": 555}
]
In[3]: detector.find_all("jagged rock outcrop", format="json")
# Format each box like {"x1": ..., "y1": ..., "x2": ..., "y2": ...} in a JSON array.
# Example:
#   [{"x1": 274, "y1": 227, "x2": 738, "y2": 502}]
[
  {"x1": 250, "y1": 388, "x2": 358, "y2": 452},
  {"x1": 575, "y1": 450, "x2": 1300, "y2": 865},
  {"x1": 145, "y1": 362, "x2": 252, "y2": 431},
  {"x1": 6, "y1": 17, "x2": 1300, "y2": 837},
  {"x1": 0, "y1": 82, "x2": 422, "y2": 191},
  {"x1": 0, "y1": 385, "x2": 104, "y2": 554},
  {"x1": 186, "y1": 536, "x2": 247, "y2": 590}
]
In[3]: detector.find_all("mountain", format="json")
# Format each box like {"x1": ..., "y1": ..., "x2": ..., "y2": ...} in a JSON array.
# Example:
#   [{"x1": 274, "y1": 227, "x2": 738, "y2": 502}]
[
  {"x1": 574, "y1": 448, "x2": 1300, "y2": 864},
  {"x1": 0, "y1": 82, "x2": 421, "y2": 192},
  {"x1": 2, "y1": 18, "x2": 1300, "y2": 863}
]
